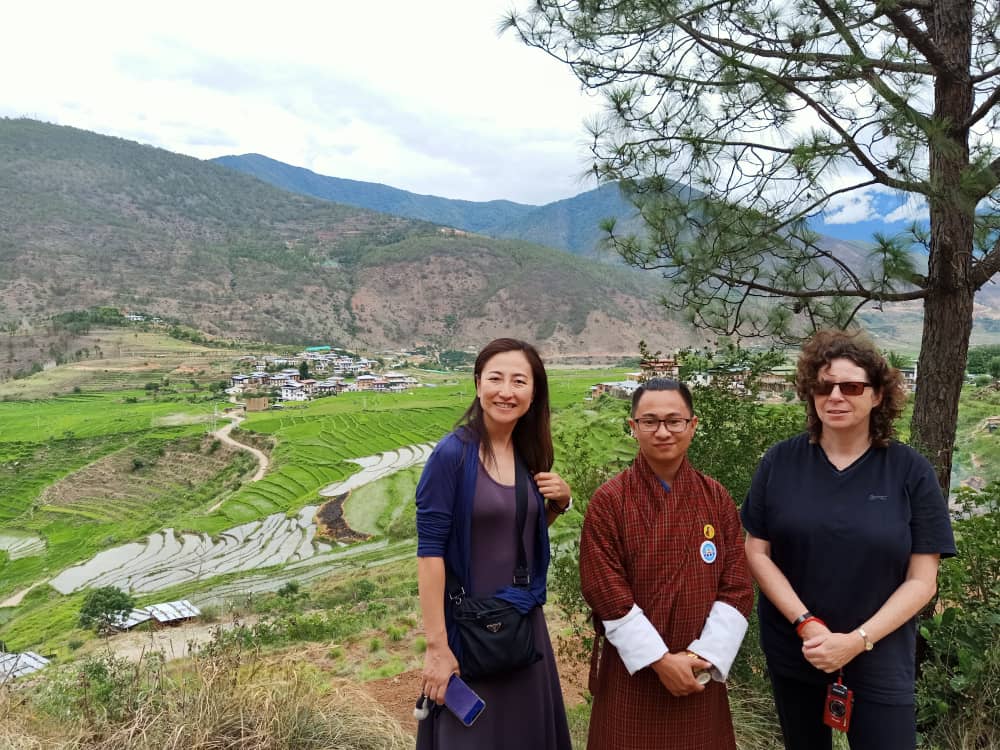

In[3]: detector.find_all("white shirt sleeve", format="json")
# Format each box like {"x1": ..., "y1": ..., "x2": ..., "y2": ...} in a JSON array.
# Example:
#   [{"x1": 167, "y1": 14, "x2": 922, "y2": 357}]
[
  {"x1": 602, "y1": 603, "x2": 668, "y2": 675},
  {"x1": 686, "y1": 600, "x2": 749, "y2": 682}
]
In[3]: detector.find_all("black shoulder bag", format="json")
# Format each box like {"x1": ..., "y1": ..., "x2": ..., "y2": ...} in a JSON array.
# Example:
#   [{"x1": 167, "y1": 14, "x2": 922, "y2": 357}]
[{"x1": 447, "y1": 456, "x2": 541, "y2": 681}]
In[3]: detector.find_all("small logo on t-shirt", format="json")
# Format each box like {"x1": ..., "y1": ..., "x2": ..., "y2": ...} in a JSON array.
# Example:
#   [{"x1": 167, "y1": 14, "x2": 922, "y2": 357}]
[
  {"x1": 700, "y1": 540, "x2": 717, "y2": 564},
  {"x1": 867, "y1": 494, "x2": 888, "y2": 502}
]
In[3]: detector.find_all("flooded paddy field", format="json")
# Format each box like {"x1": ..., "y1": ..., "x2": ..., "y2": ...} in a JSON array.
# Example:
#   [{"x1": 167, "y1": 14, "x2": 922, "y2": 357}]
[{"x1": 49, "y1": 444, "x2": 433, "y2": 594}]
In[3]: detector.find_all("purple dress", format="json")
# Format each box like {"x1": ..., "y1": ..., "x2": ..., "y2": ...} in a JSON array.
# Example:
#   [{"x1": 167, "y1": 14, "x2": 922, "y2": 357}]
[{"x1": 416, "y1": 462, "x2": 571, "y2": 749}]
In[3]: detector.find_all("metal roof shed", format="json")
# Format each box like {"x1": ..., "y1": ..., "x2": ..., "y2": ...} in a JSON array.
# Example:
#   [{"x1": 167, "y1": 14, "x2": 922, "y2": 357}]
[
  {"x1": 0, "y1": 651, "x2": 50, "y2": 680},
  {"x1": 144, "y1": 600, "x2": 201, "y2": 624},
  {"x1": 113, "y1": 608, "x2": 154, "y2": 631}
]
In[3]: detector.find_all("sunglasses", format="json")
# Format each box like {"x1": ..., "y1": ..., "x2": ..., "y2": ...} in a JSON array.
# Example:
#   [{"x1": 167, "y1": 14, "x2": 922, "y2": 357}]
[{"x1": 813, "y1": 381, "x2": 871, "y2": 397}]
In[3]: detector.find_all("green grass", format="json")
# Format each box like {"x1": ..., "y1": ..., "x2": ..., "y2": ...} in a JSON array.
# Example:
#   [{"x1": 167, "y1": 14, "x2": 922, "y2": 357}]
[
  {"x1": 0, "y1": 391, "x2": 218, "y2": 444},
  {"x1": 950, "y1": 385, "x2": 1000, "y2": 488},
  {"x1": 343, "y1": 465, "x2": 422, "y2": 538}
]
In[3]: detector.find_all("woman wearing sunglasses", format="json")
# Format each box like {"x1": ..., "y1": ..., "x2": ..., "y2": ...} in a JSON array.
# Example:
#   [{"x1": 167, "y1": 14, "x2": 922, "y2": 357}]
[{"x1": 741, "y1": 329, "x2": 955, "y2": 750}]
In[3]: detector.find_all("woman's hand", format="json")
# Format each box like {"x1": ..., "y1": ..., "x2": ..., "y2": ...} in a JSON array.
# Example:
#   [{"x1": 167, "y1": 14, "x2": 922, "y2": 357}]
[
  {"x1": 534, "y1": 471, "x2": 571, "y2": 509},
  {"x1": 421, "y1": 641, "x2": 460, "y2": 705},
  {"x1": 798, "y1": 619, "x2": 831, "y2": 642},
  {"x1": 802, "y1": 631, "x2": 866, "y2": 673}
]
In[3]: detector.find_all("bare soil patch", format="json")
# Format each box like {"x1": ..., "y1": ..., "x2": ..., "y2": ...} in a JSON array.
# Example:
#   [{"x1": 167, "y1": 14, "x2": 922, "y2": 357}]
[
  {"x1": 100, "y1": 615, "x2": 262, "y2": 662},
  {"x1": 316, "y1": 491, "x2": 370, "y2": 543}
]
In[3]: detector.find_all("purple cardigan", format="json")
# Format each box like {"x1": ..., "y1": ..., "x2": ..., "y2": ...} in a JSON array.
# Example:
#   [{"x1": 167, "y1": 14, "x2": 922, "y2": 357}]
[{"x1": 416, "y1": 429, "x2": 551, "y2": 652}]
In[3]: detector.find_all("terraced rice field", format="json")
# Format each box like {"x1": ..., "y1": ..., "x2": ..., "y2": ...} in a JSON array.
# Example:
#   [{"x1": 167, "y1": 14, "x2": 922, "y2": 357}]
[
  {"x1": 49, "y1": 444, "x2": 434, "y2": 594},
  {"x1": 196, "y1": 398, "x2": 462, "y2": 532},
  {"x1": 0, "y1": 531, "x2": 45, "y2": 560}
]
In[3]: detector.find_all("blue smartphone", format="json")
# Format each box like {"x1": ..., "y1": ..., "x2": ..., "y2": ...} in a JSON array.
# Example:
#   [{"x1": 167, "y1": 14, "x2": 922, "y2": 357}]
[{"x1": 445, "y1": 674, "x2": 486, "y2": 727}]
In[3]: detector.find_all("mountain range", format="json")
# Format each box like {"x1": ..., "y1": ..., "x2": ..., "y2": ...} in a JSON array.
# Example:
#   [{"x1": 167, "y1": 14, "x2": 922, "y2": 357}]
[
  {"x1": 0, "y1": 118, "x2": 703, "y2": 359},
  {"x1": 212, "y1": 153, "x2": 638, "y2": 258},
  {"x1": 212, "y1": 154, "x2": 1000, "y2": 349},
  {"x1": 3, "y1": 118, "x2": 998, "y2": 361}
]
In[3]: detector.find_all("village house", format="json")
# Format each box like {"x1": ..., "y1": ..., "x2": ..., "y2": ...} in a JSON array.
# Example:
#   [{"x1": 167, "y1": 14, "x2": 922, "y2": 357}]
[
  {"x1": 640, "y1": 357, "x2": 680, "y2": 381},
  {"x1": 280, "y1": 381, "x2": 308, "y2": 401},
  {"x1": 356, "y1": 374, "x2": 377, "y2": 391},
  {"x1": 590, "y1": 380, "x2": 641, "y2": 400}
]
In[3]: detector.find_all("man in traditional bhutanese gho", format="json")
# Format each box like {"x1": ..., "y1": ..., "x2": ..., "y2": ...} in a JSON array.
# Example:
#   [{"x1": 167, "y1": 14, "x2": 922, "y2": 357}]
[{"x1": 580, "y1": 378, "x2": 754, "y2": 750}]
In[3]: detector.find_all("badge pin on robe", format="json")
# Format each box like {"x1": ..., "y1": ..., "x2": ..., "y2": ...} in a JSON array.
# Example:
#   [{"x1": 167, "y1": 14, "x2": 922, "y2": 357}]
[
  {"x1": 703, "y1": 523, "x2": 715, "y2": 539},
  {"x1": 700, "y1": 540, "x2": 717, "y2": 564}
]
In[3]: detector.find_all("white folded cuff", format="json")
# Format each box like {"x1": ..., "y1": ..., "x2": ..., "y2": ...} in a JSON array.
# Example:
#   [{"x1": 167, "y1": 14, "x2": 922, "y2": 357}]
[
  {"x1": 687, "y1": 600, "x2": 749, "y2": 682},
  {"x1": 603, "y1": 603, "x2": 668, "y2": 675}
]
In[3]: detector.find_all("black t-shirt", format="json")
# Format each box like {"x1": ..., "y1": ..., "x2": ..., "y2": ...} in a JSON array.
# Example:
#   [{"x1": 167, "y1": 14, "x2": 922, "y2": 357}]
[{"x1": 741, "y1": 434, "x2": 956, "y2": 704}]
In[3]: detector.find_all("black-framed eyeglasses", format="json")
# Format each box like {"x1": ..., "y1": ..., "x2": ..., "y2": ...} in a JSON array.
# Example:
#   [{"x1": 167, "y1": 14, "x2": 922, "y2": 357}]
[
  {"x1": 633, "y1": 416, "x2": 693, "y2": 433},
  {"x1": 812, "y1": 381, "x2": 871, "y2": 397}
]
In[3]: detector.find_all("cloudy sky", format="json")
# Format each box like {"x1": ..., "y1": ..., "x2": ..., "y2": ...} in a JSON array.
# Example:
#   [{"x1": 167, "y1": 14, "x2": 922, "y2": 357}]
[{"x1": 3, "y1": 1, "x2": 605, "y2": 206}]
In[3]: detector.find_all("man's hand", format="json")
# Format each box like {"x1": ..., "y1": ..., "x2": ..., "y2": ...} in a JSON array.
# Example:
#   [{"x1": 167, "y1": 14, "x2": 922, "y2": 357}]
[{"x1": 650, "y1": 652, "x2": 712, "y2": 697}]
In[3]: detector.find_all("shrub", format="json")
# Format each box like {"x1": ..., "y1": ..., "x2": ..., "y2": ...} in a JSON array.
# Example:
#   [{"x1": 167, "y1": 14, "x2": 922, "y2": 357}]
[
  {"x1": 386, "y1": 625, "x2": 405, "y2": 642},
  {"x1": 917, "y1": 483, "x2": 1000, "y2": 748},
  {"x1": 12, "y1": 630, "x2": 413, "y2": 748}
]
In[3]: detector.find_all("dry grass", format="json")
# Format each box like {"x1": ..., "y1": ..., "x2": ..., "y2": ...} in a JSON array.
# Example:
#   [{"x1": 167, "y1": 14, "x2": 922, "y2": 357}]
[{"x1": 0, "y1": 632, "x2": 414, "y2": 750}]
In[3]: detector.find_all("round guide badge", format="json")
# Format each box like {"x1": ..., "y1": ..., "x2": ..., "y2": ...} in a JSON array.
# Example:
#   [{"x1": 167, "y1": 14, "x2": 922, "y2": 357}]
[
  {"x1": 700, "y1": 540, "x2": 717, "y2": 564},
  {"x1": 703, "y1": 524, "x2": 715, "y2": 539}
]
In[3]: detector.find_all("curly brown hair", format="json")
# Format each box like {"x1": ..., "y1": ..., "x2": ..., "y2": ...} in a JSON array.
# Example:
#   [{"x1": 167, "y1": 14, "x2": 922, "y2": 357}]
[{"x1": 796, "y1": 329, "x2": 906, "y2": 447}]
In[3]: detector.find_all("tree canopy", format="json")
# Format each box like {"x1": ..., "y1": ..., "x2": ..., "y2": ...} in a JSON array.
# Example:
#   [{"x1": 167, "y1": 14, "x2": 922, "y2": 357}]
[
  {"x1": 79, "y1": 586, "x2": 135, "y2": 632},
  {"x1": 507, "y1": 0, "x2": 1000, "y2": 488}
]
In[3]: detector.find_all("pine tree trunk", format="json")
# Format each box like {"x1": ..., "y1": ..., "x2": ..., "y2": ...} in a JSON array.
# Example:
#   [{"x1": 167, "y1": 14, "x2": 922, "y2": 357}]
[
  {"x1": 911, "y1": 288, "x2": 975, "y2": 494},
  {"x1": 909, "y1": 0, "x2": 975, "y2": 497}
]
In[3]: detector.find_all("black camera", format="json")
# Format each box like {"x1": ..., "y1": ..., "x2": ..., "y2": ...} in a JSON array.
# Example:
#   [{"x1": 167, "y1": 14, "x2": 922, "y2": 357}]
[{"x1": 823, "y1": 680, "x2": 854, "y2": 732}]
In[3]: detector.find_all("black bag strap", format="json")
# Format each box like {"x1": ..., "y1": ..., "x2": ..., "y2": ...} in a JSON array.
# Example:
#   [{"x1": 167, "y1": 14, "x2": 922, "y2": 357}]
[
  {"x1": 512, "y1": 454, "x2": 530, "y2": 587},
  {"x1": 447, "y1": 452, "x2": 532, "y2": 603}
]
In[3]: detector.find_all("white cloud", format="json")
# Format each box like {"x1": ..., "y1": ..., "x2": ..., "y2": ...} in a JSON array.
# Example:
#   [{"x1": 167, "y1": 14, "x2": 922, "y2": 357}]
[
  {"x1": 1, "y1": 0, "x2": 603, "y2": 204},
  {"x1": 884, "y1": 194, "x2": 929, "y2": 223},
  {"x1": 822, "y1": 191, "x2": 880, "y2": 224}
]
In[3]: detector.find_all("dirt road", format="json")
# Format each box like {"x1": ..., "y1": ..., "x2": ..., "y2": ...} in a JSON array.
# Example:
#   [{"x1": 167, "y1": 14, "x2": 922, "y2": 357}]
[{"x1": 207, "y1": 416, "x2": 269, "y2": 511}]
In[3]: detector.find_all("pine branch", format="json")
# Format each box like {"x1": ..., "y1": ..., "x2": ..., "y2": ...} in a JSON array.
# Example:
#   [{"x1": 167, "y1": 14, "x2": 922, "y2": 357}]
[
  {"x1": 963, "y1": 84, "x2": 1000, "y2": 129},
  {"x1": 971, "y1": 239, "x2": 1000, "y2": 289},
  {"x1": 881, "y1": 6, "x2": 962, "y2": 79}
]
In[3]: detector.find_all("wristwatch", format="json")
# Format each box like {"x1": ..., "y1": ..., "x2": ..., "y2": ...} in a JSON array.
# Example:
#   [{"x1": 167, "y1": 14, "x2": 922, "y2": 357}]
[
  {"x1": 857, "y1": 627, "x2": 874, "y2": 651},
  {"x1": 547, "y1": 496, "x2": 573, "y2": 515}
]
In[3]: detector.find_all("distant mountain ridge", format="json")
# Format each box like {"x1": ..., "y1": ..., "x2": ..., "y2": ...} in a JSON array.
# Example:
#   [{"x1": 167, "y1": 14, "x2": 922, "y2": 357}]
[
  {"x1": 213, "y1": 153, "x2": 637, "y2": 257},
  {"x1": 0, "y1": 118, "x2": 702, "y2": 360},
  {"x1": 211, "y1": 154, "x2": 1000, "y2": 348}
]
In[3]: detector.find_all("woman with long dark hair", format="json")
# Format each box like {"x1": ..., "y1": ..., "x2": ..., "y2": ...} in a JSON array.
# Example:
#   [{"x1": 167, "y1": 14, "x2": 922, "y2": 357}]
[{"x1": 415, "y1": 338, "x2": 572, "y2": 749}]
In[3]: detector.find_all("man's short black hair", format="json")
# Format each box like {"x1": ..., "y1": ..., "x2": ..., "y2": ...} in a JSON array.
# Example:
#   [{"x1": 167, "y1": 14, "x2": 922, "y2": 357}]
[{"x1": 631, "y1": 378, "x2": 694, "y2": 417}]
